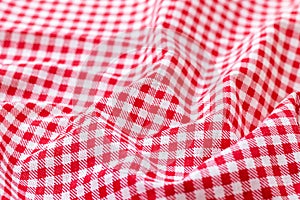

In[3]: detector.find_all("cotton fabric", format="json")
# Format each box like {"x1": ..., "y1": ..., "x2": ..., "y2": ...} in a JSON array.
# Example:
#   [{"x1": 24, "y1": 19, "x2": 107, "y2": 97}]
[{"x1": 0, "y1": 0, "x2": 300, "y2": 199}]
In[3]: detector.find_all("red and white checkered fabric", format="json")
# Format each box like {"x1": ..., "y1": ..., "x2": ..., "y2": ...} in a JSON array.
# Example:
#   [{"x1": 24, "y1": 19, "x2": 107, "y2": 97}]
[{"x1": 0, "y1": 0, "x2": 300, "y2": 199}]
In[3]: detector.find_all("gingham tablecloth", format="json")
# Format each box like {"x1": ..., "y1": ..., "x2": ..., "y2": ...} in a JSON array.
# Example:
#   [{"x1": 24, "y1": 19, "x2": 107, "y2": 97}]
[{"x1": 0, "y1": 0, "x2": 300, "y2": 199}]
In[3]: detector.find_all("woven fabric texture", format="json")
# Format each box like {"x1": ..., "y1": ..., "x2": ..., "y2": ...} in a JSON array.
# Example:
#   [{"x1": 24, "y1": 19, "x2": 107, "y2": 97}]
[{"x1": 0, "y1": 0, "x2": 300, "y2": 199}]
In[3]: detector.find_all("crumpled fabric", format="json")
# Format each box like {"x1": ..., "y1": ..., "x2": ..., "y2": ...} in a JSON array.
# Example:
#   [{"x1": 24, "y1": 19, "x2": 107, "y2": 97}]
[{"x1": 0, "y1": 0, "x2": 300, "y2": 199}]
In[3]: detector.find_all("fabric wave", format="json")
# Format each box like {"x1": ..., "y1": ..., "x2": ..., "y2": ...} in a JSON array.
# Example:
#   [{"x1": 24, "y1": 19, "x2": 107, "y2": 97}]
[{"x1": 0, "y1": 0, "x2": 300, "y2": 199}]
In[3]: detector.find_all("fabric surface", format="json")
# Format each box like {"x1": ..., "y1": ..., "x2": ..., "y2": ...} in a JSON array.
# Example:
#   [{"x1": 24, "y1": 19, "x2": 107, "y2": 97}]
[{"x1": 0, "y1": 0, "x2": 300, "y2": 199}]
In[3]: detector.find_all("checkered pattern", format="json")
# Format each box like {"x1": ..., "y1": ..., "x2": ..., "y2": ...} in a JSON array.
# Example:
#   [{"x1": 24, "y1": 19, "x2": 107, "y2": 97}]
[{"x1": 0, "y1": 0, "x2": 300, "y2": 199}]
